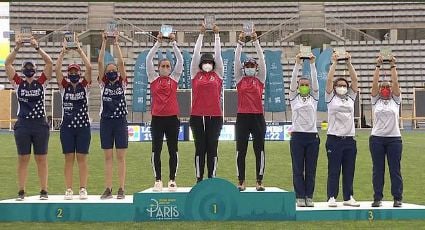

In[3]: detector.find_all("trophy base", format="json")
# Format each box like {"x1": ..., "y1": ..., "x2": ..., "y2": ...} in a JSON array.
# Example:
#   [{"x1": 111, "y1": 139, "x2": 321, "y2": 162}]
[
  {"x1": 300, "y1": 57, "x2": 311, "y2": 60},
  {"x1": 337, "y1": 58, "x2": 349, "y2": 61}
]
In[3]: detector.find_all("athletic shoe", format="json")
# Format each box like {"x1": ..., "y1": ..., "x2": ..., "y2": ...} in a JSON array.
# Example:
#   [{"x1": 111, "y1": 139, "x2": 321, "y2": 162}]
[
  {"x1": 343, "y1": 196, "x2": 360, "y2": 207},
  {"x1": 64, "y1": 188, "x2": 73, "y2": 200},
  {"x1": 100, "y1": 188, "x2": 113, "y2": 200},
  {"x1": 117, "y1": 188, "x2": 125, "y2": 199},
  {"x1": 296, "y1": 198, "x2": 306, "y2": 207},
  {"x1": 256, "y1": 181, "x2": 265, "y2": 191},
  {"x1": 153, "y1": 180, "x2": 163, "y2": 192},
  {"x1": 79, "y1": 188, "x2": 88, "y2": 200},
  {"x1": 306, "y1": 198, "x2": 314, "y2": 207},
  {"x1": 16, "y1": 190, "x2": 25, "y2": 201},
  {"x1": 371, "y1": 200, "x2": 382, "y2": 207},
  {"x1": 168, "y1": 180, "x2": 177, "y2": 192},
  {"x1": 39, "y1": 190, "x2": 48, "y2": 200},
  {"x1": 196, "y1": 178, "x2": 203, "y2": 183},
  {"x1": 393, "y1": 200, "x2": 403, "y2": 207},
  {"x1": 237, "y1": 180, "x2": 246, "y2": 191},
  {"x1": 328, "y1": 197, "x2": 337, "y2": 207}
]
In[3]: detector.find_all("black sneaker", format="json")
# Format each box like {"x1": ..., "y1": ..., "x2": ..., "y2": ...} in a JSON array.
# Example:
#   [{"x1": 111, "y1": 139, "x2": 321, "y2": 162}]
[
  {"x1": 256, "y1": 181, "x2": 265, "y2": 191},
  {"x1": 16, "y1": 190, "x2": 25, "y2": 201},
  {"x1": 196, "y1": 178, "x2": 203, "y2": 184},
  {"x1": 237, "y1": 180, "x2": 246, "y2": 191},
  {"x1": 39, "y1": 190, "x2": 48, "y2": 200},
  {"x1": 393, "y1": 200, "x2": 402, "y2": 207},
  {"x1": 371, "y1": 200, "x2": 382, "y2": 207},
  {"x1": 100, "y1": 188, "x2": 113, "y2": 200},
  {"x1": 117, "y1": 188, "x2": 125, "y2": 199}
]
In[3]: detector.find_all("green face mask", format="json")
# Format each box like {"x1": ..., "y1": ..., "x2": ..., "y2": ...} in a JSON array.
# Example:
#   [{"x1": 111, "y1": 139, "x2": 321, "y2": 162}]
[{"x1": 299, "y1": 85, "x2": 310, "y2": 96}]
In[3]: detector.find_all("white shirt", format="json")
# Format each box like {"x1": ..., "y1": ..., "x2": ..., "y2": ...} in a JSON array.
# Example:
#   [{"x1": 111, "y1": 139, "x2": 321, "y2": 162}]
[
  {"x1": 289, "y1": 63, "x2": 319, "y2": 133},
  {"x1": 326, "y1": 89, "x2": 357, "y2": 136},
  {"x1": 371, "y1": 95, "x2": 401, "y2": 137}
]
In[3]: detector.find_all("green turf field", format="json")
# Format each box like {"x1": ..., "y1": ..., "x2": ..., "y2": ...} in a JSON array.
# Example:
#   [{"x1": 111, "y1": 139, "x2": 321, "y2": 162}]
[{"x1": 1, "y1": 129, "x2": 424, "y2": 229}]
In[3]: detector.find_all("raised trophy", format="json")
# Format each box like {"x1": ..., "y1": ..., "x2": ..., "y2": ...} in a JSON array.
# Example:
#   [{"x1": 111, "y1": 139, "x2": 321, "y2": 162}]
[
  {"x1": 18, "y1": 26, "x2": 32, "y2": 44},
  {"x1": 300, "y1": 45, "x2": 312, "y2": 60},
  {"x1": 106, "y1": 20, "x2": 118, "y2": 38},
  {"x1": 334, "y1": 47, "x2": 348, "y2": 61},
  {"x1": 64, "y1": 31, "x2": 77, "y2": 50},
  {"x1": 160, "y1": 24, "x2": 173, "y2": 39},
  {"x1": 380, "y1": 47, "x2": 392, "y2": 63},
  {"x1": 243, "y1": 21, "x2": 254, "y2": 36},
  {"x1": 204, "y1": 14, "x2": 215, "y2": 30}
]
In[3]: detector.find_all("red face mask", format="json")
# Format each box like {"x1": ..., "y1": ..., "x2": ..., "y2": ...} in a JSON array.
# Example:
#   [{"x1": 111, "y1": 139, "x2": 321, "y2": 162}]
[{"x1": 380, "y1": 87, "x2": 391, "y2": 99}]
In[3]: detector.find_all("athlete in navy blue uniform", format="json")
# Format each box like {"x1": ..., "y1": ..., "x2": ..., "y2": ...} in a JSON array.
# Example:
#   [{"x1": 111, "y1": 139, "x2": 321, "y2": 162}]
[
  {"x1": 98, "y1": 31, "x2": 128, "y2": 199},
  {"x1": 5, "y1": 36, "x2": 53, "y2": 201},
  {"x1": 55, "y1": 37, "x2": 92, "y2": 200}
]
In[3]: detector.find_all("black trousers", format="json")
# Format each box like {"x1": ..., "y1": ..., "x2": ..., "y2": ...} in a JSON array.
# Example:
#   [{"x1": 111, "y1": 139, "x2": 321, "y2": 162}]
[
  {"x1": 151, "y1": 115, "x2": 180, "y2": 181},
  {"x1": 235, "y1": 113, "x2": 266, "y2": 182},
  {"x1": 190, "y1": 115, "x2": 223, "y2": 180}
]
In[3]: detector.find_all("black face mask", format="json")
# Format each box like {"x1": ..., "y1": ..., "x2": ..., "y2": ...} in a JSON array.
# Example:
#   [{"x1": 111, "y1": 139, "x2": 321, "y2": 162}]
[
  {"x1": 68, "y1": 74, "x2": 80, "y2": 84},
  {"x1": 23, "y1": 68, "x2": 35, "y2": 78},
  {"x1": 106, "y1": 71, "x2": 118, "y2": 82}
]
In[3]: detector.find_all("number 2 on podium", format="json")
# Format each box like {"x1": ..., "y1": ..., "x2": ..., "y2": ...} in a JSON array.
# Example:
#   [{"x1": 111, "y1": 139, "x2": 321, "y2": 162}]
[
  {"x1": 212, "y1": 204, "x2": 217, "y2": 214},
  {"x1": 57, "y1": 208, "x2": 63, "y2": 218}
]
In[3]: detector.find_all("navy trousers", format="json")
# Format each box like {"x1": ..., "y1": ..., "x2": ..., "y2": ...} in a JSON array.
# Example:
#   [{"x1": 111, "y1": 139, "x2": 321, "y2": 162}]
[
  {"x1": 290, "y1": 132, "x2": 320, "y2": 199},
  {"x1": 326, "y1": 135, "x2": 357, "y2": 201},
  {"x1": 369, "y1": 135, "x2": 403, "y2": 201}
]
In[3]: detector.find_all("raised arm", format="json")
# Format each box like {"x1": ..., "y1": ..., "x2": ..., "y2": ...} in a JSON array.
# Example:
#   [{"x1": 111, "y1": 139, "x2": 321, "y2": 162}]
[
  {"x1": 253, "y1": 32, "x2": 266, "y2": 84},
  {"x1": 213, "y1": 25, "x2": 224, "y2": 79},
  {"x1": 310, "y1": 54, "x2": 318, "y2": 92},
  {"x1": 113, "y1": 33, "x2": 126, "y2": 81},
  {"x1": 190, "y1": 24, "x2": 205, "y2": 79},
  {"x1": 371, "y1": 55, "x2": 383, "y2": 97},
  {"x1": 170, "y1": 33, "x2": 183, "y2": 83},
  {"x1": 234, "y1": 32, "x2": 244, "y2": 84},
  {"x1": 32, "y1": 37, "x2": 53, "y2": 80},
  {"x1": 389, "y1": 56, "x2": 400, "y2": 96},
  {"x1": 146, "y1": 34, "x2": 161, "y2": 83},
  {"x1": 326, "y1": 53, "x2": 338, "y2": 94},
  {"x1": 347, "y1": 53, "x2": 358, "y2": 93},
  {"x1": 55, "y1": 41, "x2": 67, "y2": 89},
  {"x1": 76, "y1": 36, "x2": 92, "y2": 83},
  {"x1": 98, "y1": 32, "x2": 107, "y2": 82},
  {"x1": 290, "y1": 54, "x2": 301, "y2": 92},
  {"x1": 5, "y1": 36, "x2": 23, "y2": 82}
]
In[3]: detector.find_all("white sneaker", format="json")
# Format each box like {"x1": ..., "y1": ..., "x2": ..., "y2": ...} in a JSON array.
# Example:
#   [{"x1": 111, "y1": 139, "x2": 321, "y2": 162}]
[
  {"x1": 343, "y1": 196, "x2": 360, "y2": 207},
  {"x1": 168, "y1": 180, "x2": 177, "y2": 192},
  {"x1": 79, "y1": 188, "x2": 88, "y2": 200},
  {"x1": 153, "y1": 180, "x2": 163, "y2": 192},
  {"x1": 328, "y1": 197, "x2": 337, "y2": 207},
  {"x1": 64, "y1": 188, "x2": 73, "y2": 200}
]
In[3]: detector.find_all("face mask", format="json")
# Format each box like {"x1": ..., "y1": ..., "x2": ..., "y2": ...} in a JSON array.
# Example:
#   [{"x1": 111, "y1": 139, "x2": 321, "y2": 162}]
[
  {"x1": 106, "y1": 71, "x2": 118, "y2": 82},
  {"x1": 159, "y1": 69, "x2": 171, "y2": 77},
  {"x1": 202, "y1": 63, "x2": 213, "y2": 72},
  {"x1": 299, "y1": 85, "x2": 310, "y2": 96},
  {"x1": 335, "y1": 86, "x2": 348, "y2": 95},
  {"x1": 23, "y1": 68, "x2": 35, "y2": 78},
  {"x1": 380, "y1": 87, "x2": 391, "y2": 99},
  {"x1": 68, "y1": 74, "x2": 80, "y2": 84},
  {"x1": 244, "y1": 68, "x2": 256, "y2": 76}
]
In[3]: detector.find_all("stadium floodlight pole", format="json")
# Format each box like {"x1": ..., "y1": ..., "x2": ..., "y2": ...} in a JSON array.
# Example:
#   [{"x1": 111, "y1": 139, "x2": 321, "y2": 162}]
[
  {"x1": 37, "y1": 17, "x2": 88, "y2": 42},
  {"x1": 114, "y1": 17, "x2": 157, "y2": 40}
]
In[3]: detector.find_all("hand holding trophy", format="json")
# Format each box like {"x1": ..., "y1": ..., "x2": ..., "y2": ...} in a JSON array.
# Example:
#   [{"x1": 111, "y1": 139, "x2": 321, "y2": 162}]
[
  {"x1": 64, "y1": 31, "x2": 77, "y2": 50},
  {"x1": 18, "y1": 26, "x2": 32, "y2": 45},
  {"x1": 106, "y1": 20, "x2": 118, "y2": 39},
  {"x1": 334, "y1": 47, "x2": 348, "y2": 61},
  {"x1": 300, "y1": 45, "x2": 312, "y2": 60},
  {"x1": 204, "y1": 14, "x2": 215, "y2": 31},
  {"x1": 160, "y1": 24, "x2": 173, "y2": 40}
]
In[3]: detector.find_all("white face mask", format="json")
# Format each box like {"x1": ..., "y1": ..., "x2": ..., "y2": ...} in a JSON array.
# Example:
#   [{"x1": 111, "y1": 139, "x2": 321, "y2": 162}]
[
  {"x1": 159, "y1": 69, "x2": 171, "y2": 77},
  {"x1": 335, "y1": 86, "x2": 348, "y2": 95},
  {"x1": 244, "y1": 68, "x2": 256, "y2": 76},
  {"x1": 202, "y1": 63, "x2": 213, "y2": 72}
]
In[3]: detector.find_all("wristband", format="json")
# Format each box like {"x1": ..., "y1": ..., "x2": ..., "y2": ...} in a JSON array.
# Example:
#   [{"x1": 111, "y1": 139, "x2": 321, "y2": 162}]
[
  {"x1": 35, "y1": 46, "x2": 40, "y2": 51},
  {"x1": 391, "y1": 65, "x2": 396, "y2": 69},
  {"x1": 376, "y1": 65, "x2": 381, "y2": 68}
]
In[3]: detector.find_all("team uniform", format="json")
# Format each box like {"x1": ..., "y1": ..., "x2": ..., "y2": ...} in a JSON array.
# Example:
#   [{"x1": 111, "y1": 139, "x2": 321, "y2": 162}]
[
  {"x1": 13, "y1": 72, "x2": 50, "y2": 155},
  {"x1": 190, "y1": 33, "x2": 224, "y2": 181},
  {"x1": 59, "y1": 78, "x2": 91, "y2": 154},
  {"x1": 325, "y1": 88, "x2": 357, "y2": 202},
  {"x1": 146, "y1": 40, "x2": 183, "y2": 181},
  {"x1": 370, "y1": 94, "x2": 403, "y2": 202},
  {"x1": 234, "y1": 40, "x2": 266, "y2": 183},
  {"x1": 99, "y1": 75, "x2": 128, "y2": 149},
  {"x1": 289, "y1": 63, "x2": 320, "y2": 201}
]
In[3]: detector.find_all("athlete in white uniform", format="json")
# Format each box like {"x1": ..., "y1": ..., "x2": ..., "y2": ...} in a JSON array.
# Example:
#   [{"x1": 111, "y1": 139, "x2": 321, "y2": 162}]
[
  {"x1": 370, "y1": 55, "x2": 403, "y2": 208},
  {"x1": 289, "y1": 53, "x2": 320, "y2": 207},
  {"x1": 325, "y1": 52, "x2": 360, "y2": 207}
]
